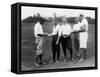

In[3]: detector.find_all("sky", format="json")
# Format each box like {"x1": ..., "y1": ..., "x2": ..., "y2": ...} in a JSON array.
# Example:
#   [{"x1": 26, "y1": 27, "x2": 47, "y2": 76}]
[{"x1": 21, "y1": 6, "x2": 95, "y2": 20}]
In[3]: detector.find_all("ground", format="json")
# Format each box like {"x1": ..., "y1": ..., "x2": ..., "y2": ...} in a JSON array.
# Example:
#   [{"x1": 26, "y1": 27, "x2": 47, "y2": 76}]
[
  {"x1": 21, "y1": 22, "x2": 95, "y2": 71},
  {"x1": 22, "y1": 56, "x2": 95, "y2": 71}
]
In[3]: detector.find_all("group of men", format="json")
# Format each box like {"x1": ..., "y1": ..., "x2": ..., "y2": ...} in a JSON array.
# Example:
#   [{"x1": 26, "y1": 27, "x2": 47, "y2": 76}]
[{"x1": 33, "y1": 14, "x2": 88, "y2": 66}]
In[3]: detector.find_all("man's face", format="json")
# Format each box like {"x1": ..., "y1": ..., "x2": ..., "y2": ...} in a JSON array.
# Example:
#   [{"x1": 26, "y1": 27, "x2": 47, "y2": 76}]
[
  {"x1": 62, "y1": 19, "x2": 67, "y2": 24},
  {"x1": 79, "y1": 16, "x2": 84, "y2": 22},
  {"x1": 37, "y1": 13, "x2": 40, "y2": 18},
  {"x1": 58, "y1": 22, "x2": 62, "y2": 26},
  {"x1": 75, "y1": 17, "x2": 79, "y2": 23},
  {"x1": 53, "y1": 20, "x2": 57, "y2": 26}
]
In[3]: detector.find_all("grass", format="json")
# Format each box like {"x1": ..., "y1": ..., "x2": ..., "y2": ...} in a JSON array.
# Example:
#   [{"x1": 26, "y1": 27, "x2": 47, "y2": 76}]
[{"x1": 21, "y1": 22, "x2": 95, "y2": 71}]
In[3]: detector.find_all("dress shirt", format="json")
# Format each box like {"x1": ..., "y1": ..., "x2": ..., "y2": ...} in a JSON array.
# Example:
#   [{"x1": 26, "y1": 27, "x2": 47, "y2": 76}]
[
  {"x1": 34, "y1": 22, "x2": 43, "y2": 37},
  {"x1": 80, "y1": 18, "x2": 88, "y2": 31},
  {"x1": 73, "y1": 22, "x2": 81, "y2": 32},
  {"x1": 61, "y1": 24, "x2": 72, "y2": 36},
  {"x1": 52, "y1": 24, "x2": 62, "y2": 36}
]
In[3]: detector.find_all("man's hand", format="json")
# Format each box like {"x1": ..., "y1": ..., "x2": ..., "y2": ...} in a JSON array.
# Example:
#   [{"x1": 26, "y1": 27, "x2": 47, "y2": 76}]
[
  {"x1": 80, "y1": 25, "x2": 86, "y2": 30},
  {"x1": 37, "y1": 33, "x2": 48, "y2": 36},
  {"x1": 56, "y1": 40, "x2": 59, "y2": 45},
  {"x1": 44, "y1": 33, "x2": 48, "y2": 35},
  {"x1": 56, "y1": 36, "x2": 60, "y2": 45},
  {"x1": 48, "y1": 34, "x2": 52, "y2": 36},
  {"x1": 73, "y1": 30, "x2": 78, "y2": 33}
]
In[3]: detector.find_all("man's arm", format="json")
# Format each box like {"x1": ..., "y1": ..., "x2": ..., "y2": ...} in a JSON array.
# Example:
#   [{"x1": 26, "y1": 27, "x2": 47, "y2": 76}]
[
  {"x1": 78, "y1": 18, "x2": 88, "y2": 32},
  {"x1": 56, "y1": 36, "x2": 60, "y2": 45},
  {"x1": 73, "y1": 24, "x2": 86, "y2": 33},
  {"x1": 56, "y1": 26, "x2": 61, "y2": 44},
  {"x1": 48, "y1": 26, "x2": 57, "y2": 36},
  {"x1": 37, "y1": 33, "x2": 48, "y2": 36}
]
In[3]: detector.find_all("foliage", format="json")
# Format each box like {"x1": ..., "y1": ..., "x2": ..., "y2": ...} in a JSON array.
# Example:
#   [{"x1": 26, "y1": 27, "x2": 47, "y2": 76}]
[{"x1": 22, "y1": 14, "x2": 95, "y2": 24}]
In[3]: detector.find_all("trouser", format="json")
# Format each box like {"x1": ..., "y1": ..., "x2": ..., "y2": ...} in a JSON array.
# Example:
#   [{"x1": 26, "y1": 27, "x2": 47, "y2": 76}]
[
  {"x1": 78, "y1": 48, "x2": 87, "y2": 59},
  {"x1": 73, "y1": 33, "x2": 79, "y2": 58},
  {"x1": 74, "y1": 38, "x2": 79, "y2": 55},
  {"x1": 52, "y1": 36, "x2": 60, "y2": 62},
  {"x1": 34, "y1": 37, "x2": 44, "y2": 65},
  {"x1": 61, "y1": 36, "x2": 73, "y2": 59},
  {"x1": 37, "y1": 54, "x2": 43, "y2": 64},
  {"x1": 34, "y1": 53, "x2": 43, "y2": 64},
  {"x1": 79, "y1": 32, "x2": 88, "y2": 59}
]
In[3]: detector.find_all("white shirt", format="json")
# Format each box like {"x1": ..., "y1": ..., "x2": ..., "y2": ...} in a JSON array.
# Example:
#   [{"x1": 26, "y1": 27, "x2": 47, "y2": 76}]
[
  {"x1": 34, "y1": 22, "x2": 43, "y2": 37},
  {"x1": 61, "y1": 24, "x2": 72, "y2": 36},
  {"x1": 52, "y1": 24, "x2": 62, "y2": 36},
  {"x1": 79, "y1": 18, "x2": 88, "y2": 37},
  {"x1": 80, "y1": 18, "x2": 88, "y2": 31},
  {"x1": 73, "y1": 22, "x2": 81, "y2": 32}
]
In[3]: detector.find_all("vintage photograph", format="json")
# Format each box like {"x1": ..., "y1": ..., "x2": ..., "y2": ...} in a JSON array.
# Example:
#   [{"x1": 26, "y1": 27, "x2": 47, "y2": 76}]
[{"x1": 21, "y1": 6, "x2": 96, "y2": 71}]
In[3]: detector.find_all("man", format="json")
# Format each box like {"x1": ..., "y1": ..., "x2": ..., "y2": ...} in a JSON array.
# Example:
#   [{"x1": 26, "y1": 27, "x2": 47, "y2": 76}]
[
  {"x1": 60, "y1": 17, "x2": 73, "y2": 61},
  {"x1": 34, "y1": 19, "x2": 47, "y2": 66},
  {"x1": 48, "y1": 19, "x2": 62, "y2": 63},
  {"x1": 78, "y1": 14, "x2": 88, "y2": 61}
]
